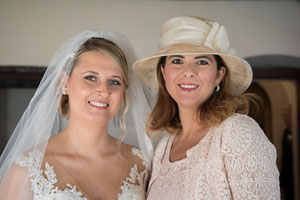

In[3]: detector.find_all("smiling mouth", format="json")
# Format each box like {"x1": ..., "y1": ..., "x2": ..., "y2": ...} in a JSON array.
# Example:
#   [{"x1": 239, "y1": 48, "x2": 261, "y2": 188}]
[
  {"x1": 88, "y1": 101, "x2": 109, "y2": 108},
  {"x1": 179, "y1": 84, "x2": 199, "y2": 89}
]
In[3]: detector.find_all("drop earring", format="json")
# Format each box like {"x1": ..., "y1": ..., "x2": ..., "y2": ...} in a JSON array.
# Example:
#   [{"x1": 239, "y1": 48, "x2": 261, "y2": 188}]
[{"x1": 215, "y1": 84, "x2": 220, "y2": 92}]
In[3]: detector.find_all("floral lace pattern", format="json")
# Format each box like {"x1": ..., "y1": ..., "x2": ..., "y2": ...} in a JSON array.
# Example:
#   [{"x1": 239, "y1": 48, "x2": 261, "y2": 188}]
[
  {"x1": 147, "y1": 113, "x2": 280, "y2": 200},
  {"x1": 15, "y1": 148, "x2": 148, "y2": 200},
  {"x1": 118, "y1": 148, "x2": 148, "y2": 200}
]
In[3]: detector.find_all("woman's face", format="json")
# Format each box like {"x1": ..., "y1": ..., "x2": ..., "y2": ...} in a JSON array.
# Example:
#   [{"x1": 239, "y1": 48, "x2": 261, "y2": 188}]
[
  {"x1": 161, "y1": 54, "x2": 226, "y2": 111},
  {"x1": 65, "y1": 51, "x2": 125, "y2": 124}
]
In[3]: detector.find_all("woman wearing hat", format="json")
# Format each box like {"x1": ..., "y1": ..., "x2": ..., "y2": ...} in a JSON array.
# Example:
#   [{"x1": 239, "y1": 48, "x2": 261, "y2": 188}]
[{"x1": 134, "y1": 16, "x2": 280, "y2": 199}]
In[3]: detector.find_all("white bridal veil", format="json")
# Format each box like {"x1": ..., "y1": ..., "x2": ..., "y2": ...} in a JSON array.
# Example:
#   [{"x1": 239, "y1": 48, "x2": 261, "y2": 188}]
[{"x1": 0, "y1": 30, "x2": 153, "y2": 198}]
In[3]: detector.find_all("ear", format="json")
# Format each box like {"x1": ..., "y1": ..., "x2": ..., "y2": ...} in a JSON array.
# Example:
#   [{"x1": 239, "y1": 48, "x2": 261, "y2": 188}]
[
  {"x1": 216, "y1": 66, "x2": 226, "y2": 85},
  {"x1": 60, "y1": 71, "x2": 69, "y2": 94}
]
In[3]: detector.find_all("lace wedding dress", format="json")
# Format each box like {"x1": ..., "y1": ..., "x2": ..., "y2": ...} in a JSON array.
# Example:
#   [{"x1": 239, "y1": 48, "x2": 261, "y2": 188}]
[
  {"x1": 15, "y1": 147, "x2": 149, "y2": 200},
  {"x1": 147, "y1": 113, "x2": 280, "y2": 200}
]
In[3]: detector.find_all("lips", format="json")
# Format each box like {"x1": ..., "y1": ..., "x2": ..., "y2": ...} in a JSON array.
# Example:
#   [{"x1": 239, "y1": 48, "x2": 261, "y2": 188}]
[
  {"x1": 88, "y1": 101, "x2": 109, "y2": 108},
  {"x1": 178, "y1": 83, "x2": 199, "y2": 91}
]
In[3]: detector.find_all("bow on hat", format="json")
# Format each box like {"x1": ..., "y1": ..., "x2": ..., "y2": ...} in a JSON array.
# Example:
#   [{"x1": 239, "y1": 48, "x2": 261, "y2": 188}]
[{"x1": 159, "y1": 18, "x2": 235, "y2": 55}]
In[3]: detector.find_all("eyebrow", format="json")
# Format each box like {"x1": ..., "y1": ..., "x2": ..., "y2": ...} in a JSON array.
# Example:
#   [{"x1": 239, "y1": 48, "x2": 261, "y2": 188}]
[
  {"x1": 194, "y1": 55, "x2": 213, "y2": 62},
  {"x1": 81, "y1": 71, "x2": 123, "y2": 80},
  {"x1": 167, "y1": 55, "x2": 213, "y2": 62},
  {"x1": 167, "y1": 55, "x2": 185, "y2": 60},
  {"x1": 111, "y1": 75, "x2": 123, "y2": 80},
  {"x1": 81, "y1": 71, "x2": 99, "y2": 75}
]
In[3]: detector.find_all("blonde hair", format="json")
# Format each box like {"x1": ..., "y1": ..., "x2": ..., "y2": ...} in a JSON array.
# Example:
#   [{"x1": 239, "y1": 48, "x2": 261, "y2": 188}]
[
  {"x1": 147, "y1": 55, "x2": 260, "y2": 134},
  {"x1": 59, "y1": 37, "x2": 129, "y2": 141}
]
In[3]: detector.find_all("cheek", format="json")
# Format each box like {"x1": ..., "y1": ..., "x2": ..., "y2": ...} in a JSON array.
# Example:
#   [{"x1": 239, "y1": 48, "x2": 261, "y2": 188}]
[
  {"x1": 204, "y1": 75, "x2": 217, "y2": 85},
  {"x1": 163, "y1": 68, "x2": 177, "y2": 86},
  {"x1": 117, "y1": 91, "x2": 125, "y2": 104},
  {"x1": 163, "y1": 71, "x2": 179, "y2": 100},
  {"x1": 67, "y1": 81, "x2": 91, "y2": 105},
  {"x1": 69, "y1": 83, "x2": 89, "y2": 98},
  {"x1": 200, "y1": 70, "x2": 219, "y2": 85},
  {"x1": 112, "y1": 89, "x2": 125, "y2": 106},
  {"x1": 68, "y1": 89, "x2": 87, "y2": 109}
]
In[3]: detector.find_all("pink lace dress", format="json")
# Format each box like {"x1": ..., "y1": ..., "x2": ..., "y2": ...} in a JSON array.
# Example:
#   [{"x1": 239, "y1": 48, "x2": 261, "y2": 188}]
[{"x1": 147, "y1": 113, "x2": 280, "y2": 200}]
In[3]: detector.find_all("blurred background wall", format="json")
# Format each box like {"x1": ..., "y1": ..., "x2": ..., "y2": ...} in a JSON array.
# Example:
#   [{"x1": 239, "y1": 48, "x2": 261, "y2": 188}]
[{"x1": 0, "y1": 0, "x2": 299, "y2": 65}]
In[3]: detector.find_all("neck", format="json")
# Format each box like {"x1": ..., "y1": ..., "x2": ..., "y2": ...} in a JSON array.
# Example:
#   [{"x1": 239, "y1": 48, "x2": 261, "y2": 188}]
[
  {"x1": 58, "y1": 117, "x2": 117, "y2": 157},
  {"x1": 178, "y1": 107, "x2": 206, "y2": 140}
]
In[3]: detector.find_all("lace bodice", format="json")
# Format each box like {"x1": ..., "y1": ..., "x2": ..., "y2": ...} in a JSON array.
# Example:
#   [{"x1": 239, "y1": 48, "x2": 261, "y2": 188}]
[
  {"x1": 147, "y1": 113, "x2": 280, "y2": 200},
  {"x1": 15, "y1": 147, "x2": 148, "y2": 200}
]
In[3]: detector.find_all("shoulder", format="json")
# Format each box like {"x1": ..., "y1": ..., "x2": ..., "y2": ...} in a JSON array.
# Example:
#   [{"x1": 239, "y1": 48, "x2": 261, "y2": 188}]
[
  {"x1": 155, "y1": 134, "x2": 171, "y2": 152},
  {"x1": 152, "y1": 134, "x2": 171, "y2": 164},
  {"x1": 121, "y1": 143, "x2": 150, "y2": 171},
  {"x1": 15, "y1": 148, "x2": 44, "y2": 168},
  {"x1": 220, "y1": 113, "x2": 260, "y2": 130},
  {"x1": 219, "y1": 113, "x2": 276, "y2": 157},
  {"x1": 219, "y1": 113, "x2": 264, "y2": 138},
  {"x1": 0, "y1": 148, "x2": 43, "y2": 198}
]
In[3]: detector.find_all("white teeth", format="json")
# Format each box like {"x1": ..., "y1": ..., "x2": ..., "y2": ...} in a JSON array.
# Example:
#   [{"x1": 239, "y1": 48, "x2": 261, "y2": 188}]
[
  {"x1": 179, "y1": 84, "x2": 198, "y2": 89},
  {"x1": 89, "y1": 101, "x2": 108, "y2": 107}
]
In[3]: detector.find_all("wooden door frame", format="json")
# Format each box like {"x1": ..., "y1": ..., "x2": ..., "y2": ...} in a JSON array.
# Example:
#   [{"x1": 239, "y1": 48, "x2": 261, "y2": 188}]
[
  {"x1": 253, "y1": 67, "x2": 300, "y2": 199},
  {"x1": 0, "y1": 66, "x2": 45, "y2": 88}
]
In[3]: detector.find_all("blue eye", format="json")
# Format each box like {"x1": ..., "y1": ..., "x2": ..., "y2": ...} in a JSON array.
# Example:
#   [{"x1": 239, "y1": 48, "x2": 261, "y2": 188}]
[
  {"x1": 85, "y1": 75, "x2": 97, "y2": 81},
  {"x1": 196, "y1": 60, "x2": 209, "y2": 65},
  {"x1": 171, "y1": 59, "x2": 183, "y2": 64},
  {"x1": 109, "y1": 79, "x2": 121, "y2": 86}
]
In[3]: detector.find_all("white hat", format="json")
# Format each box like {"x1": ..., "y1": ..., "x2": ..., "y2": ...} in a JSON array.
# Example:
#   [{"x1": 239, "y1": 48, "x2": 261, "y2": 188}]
[{"x1": 133, "y1": 16, "x2": 253, "y2": 95}]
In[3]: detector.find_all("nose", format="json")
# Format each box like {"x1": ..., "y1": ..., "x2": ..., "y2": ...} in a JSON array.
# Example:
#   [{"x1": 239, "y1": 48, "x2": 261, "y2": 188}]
[
  {"x1": 182, "y1": 64, "x2": 197, "y2": 78},
  {"x1": 96, "y1": 82, "x2": 110, "y2": 97}
]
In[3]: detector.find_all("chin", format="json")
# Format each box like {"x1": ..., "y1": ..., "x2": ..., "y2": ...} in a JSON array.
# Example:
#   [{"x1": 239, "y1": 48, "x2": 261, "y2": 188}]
[
  {"x1": 176, "y1": 100, "x2": 202, "y2": 108},
  {"x1": 86, "y1": 115, "x2": 112, "y2": 124}
]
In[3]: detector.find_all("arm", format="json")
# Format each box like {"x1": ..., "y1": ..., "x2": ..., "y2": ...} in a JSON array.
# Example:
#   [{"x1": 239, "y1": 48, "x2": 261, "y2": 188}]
[
  {"x1": 0, "y1": 164, "x2": 33, "y2": 200},
  {"x1": 222, "y1": 114, "x2": 280, "y2": 200}
]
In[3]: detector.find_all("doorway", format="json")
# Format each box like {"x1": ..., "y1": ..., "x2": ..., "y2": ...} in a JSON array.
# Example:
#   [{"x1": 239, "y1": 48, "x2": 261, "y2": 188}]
[{"x1": 247, "y1": 54, "x2": 300, "y2": 200}]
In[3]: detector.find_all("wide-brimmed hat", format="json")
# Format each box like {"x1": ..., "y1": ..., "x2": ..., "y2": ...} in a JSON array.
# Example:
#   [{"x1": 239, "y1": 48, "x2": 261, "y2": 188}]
[{"x1": 133, "y1": 16, "x2": 253, "y2": 95}]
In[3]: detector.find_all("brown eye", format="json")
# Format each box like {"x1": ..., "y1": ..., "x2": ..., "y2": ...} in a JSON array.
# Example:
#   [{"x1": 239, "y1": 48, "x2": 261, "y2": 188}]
[
  {"x1": 171, "y1": 59, "x2": 183, "y2": 64},
  {"x1": 196, "y1": 60, "x2": 208, "y2": 65}
]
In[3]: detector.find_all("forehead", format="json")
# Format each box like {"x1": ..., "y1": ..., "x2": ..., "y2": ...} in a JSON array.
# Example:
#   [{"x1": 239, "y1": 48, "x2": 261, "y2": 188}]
[{"x1": 74, "y1": 51, "x2": 123, "y2": 73}]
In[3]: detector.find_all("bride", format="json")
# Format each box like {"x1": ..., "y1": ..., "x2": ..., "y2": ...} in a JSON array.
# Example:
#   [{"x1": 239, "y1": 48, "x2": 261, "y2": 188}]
[{"x1": 0, "y1": 30, "x2": 153, "y2": 199}]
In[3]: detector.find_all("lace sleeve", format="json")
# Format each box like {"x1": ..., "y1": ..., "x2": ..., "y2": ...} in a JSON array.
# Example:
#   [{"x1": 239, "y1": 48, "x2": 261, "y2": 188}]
[
  {"x1": 0, "y1": 163, "x2": 33, "y2": 200},
  {"x1": 222, "y1": 114, "x2": 280, "y2": 200}
]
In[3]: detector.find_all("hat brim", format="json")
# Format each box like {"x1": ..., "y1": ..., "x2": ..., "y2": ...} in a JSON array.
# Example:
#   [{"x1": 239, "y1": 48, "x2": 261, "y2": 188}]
[{"x1": 133, "y1": 44, "x2": 253, "y2": 95}]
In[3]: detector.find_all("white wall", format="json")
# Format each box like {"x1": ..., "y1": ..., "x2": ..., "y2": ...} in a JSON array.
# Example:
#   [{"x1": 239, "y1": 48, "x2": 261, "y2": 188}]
[{"x1": 0, "y1": 0, "x2": 299, "y2": 66}]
